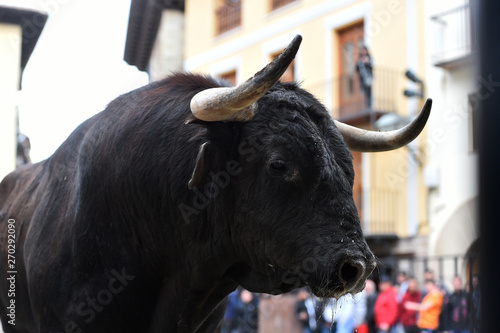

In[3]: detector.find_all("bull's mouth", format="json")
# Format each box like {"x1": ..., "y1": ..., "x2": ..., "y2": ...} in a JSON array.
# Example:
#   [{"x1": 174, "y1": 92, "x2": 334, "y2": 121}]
[
  {"x1": 226, "y1": 259, "x2": 370, "y2": 299},
  {"x1": 308, "y1": 284, "x2": 346, "y2": 299},
  {"x1": 307, "y1": 277, "x2": 367, "y2": 299},
  {"x1": 226, "y1": 262, "x2": 298, "y2": 294}
]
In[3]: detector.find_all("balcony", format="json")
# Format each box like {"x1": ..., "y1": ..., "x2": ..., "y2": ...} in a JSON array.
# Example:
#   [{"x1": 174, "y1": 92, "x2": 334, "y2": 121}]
[
  {"x1": 330, "y1": 67, "x2": 410, "y2": 237},
  {"x1": 332, "y1": 67, "x2": 399, "y2": 125},
  {"x1": 216, "y1": 0, "x2": 241, "y2": 35},
  {"x1": 431, "y1": 3, "x2": 476, "y2": 69}
]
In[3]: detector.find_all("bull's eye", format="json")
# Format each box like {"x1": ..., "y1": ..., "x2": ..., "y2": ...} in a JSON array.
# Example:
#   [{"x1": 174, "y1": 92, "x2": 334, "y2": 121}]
[
  {"x1": 268, "y1": 160, "x2": 300, "y2": 182},
  {"x1": 269, "y1": 160, "x2": 287, "y2": 172}
]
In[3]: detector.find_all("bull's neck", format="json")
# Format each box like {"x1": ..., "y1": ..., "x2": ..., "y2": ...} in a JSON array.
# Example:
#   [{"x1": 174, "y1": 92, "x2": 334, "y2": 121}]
[{"x1": 152, "y1": 275, "x2": 237, "y2": 332}]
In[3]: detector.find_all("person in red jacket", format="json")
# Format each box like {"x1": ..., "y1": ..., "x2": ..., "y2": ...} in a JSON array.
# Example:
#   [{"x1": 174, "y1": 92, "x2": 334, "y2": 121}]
[
  {"x1": 399, "y1": 277, "x2": 421, "y2": 333},
  {"x1": 374, "y1": 276, "x2": 398, "y2": 333}
]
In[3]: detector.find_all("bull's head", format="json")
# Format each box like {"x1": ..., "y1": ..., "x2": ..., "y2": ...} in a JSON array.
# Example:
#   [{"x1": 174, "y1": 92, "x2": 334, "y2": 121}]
[{"x1": 187, "y1": 35, "x2": 431, "y2": 299}]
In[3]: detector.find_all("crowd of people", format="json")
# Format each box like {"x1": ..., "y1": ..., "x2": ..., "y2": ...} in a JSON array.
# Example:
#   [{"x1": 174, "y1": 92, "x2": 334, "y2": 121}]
[
  {"x1": 221, "y1": 270, "x2": 480, "y2": 333},
  {"x1": 223, "y1": 289, "x2": 260, "y2": 333},
  {"x1": 295, "y1": 270, "x2": 480, "y2": 333}
]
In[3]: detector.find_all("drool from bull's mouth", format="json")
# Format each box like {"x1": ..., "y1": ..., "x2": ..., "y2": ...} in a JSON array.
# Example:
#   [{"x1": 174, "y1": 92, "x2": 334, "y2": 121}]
[{"x1": 0, "y1": 34, "x2": 430, "y2": 332}]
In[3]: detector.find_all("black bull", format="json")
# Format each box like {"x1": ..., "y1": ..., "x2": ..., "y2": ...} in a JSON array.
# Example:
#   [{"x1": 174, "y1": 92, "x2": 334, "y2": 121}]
[{"x1": 0, "y1": 36, "x2": 430, "y2": 332}]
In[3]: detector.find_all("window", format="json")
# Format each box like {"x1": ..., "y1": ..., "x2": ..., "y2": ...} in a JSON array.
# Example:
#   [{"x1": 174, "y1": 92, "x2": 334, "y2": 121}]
[
  {"x1": 337, "y1": 21, "x2": 366, "y2": 117},
  {"x1": 270, "y1": 0, "x2": 296, "y2": 11},
  {"x1": 216, "y1": 0, "x2": 241, "y2": 35},
  {"x1": 210, "y1": 57, "x2": 242, "y2": 86},
  {"x1": 218, "y1": 70, "x2": 237, "y2": 86}
]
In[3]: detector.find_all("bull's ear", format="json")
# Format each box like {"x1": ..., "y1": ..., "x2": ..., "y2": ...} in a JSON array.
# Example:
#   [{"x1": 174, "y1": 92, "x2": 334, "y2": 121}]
[{"x1": 188, "y1": 142, "x2": 212, "y2": 189}]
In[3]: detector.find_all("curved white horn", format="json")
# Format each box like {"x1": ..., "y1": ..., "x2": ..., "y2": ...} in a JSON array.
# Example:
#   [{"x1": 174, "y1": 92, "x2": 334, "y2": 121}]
[
  {"x1": 190, "y1": 35, "x2": 302, "y2": 122},
  {"x1": 335, "y1": 98, "x2": 432, "y2": 152}
]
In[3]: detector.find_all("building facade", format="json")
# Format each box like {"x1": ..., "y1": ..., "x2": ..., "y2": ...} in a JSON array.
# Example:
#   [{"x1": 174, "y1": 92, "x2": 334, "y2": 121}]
[{"x1": 423, "y1": 0, "x2": 479, "y2": 281}]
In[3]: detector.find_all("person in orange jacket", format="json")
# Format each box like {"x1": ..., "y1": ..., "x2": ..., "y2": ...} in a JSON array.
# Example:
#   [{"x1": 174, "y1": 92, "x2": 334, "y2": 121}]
[
  {"x1": 405, "y1": 279, "x2": 444, "y2": 333},
  {"x1": 374, "y1": 276, "x2": 398, "y2": 333}
]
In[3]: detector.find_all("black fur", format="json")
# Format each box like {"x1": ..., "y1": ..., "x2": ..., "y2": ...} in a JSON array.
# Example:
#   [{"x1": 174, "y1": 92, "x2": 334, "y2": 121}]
[{"x1": 0, "y1": 73, "x2": 375, "y2": 332}]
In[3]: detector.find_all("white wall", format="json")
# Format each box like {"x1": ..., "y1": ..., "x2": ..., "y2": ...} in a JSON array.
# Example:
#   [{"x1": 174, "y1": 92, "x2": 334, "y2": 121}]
[
  {"x1": 0, "y1": 23, "x2": 22, "y2": 181},
  {"x1": 150, "y1": 9, "x2": 185, "y2": 81},
  {"x1": 424, "y1": 0, "x2": 478, "y2": 256}
]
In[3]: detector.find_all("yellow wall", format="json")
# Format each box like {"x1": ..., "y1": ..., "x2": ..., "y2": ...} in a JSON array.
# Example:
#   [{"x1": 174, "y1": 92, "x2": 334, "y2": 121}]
[
  {"x1": 0, "y1": 23, "x2": 22, "y2": 181},
  {"x1": 184, "y1": 0, "x2": 429, "y2": 238}
]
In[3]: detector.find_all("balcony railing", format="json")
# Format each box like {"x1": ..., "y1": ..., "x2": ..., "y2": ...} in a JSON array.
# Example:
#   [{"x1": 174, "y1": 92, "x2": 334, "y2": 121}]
[
  {"x1": 431, "y1": 3, "x2": 476, "y2": 68},
  {"x1": 366, "y1": 188, "x2": 400, "y2": 235},
  {"x1": 362, "y1": 186, "x2": 429, "y2": 237},
  {"x1": 332, "y1": 67, "x2": 399, "y2": 122},
  {"x1": 216, "y1": 1, "x2": 241, "y2": 35}
]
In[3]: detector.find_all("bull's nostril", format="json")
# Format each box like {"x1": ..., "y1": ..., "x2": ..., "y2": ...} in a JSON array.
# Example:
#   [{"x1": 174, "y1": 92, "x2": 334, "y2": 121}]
[
  {"x1": 340, "y1": 261, "x2": 360, "y2": 283},
  {"x1": 337, "y1": 259, "x2": 371, "y2": 294}
]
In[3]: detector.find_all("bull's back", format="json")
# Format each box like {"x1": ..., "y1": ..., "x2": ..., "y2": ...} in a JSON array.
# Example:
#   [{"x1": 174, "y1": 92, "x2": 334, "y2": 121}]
[{"x1": 0, "y1": 76, "x2": 211, "y2": 331}]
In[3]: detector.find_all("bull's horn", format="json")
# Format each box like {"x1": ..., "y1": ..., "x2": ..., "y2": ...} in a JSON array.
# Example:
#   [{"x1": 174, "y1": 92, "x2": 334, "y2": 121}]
[
  {"x1": 190, "y1": 35, "x2": 302, "y2": 122},
  {"x1": 335, "y1": 98, "x2": 432, "y2": 152}
]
